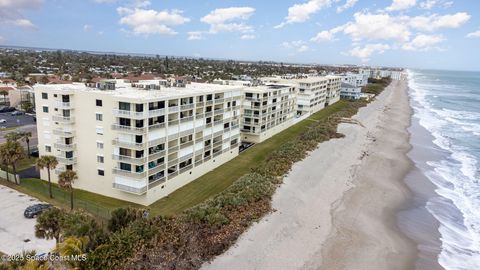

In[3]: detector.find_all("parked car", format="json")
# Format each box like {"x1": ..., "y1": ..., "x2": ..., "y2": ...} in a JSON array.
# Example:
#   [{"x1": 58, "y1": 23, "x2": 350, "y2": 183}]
[
  {"x1": 24, "y1": 204, "x2": 53, "y2": 218},
  {"x1": 0, "y1": 106, "x2": 15, "y2": 113},
  {"x1": 30, "y1": 150, "x2": 39, "y2": 157},
  {"x1": 0, "y1": 119, "x2": 6, "y2": 123},
  {"x1": 11, "y1": 111, "x2": 24, "y2": 116}
]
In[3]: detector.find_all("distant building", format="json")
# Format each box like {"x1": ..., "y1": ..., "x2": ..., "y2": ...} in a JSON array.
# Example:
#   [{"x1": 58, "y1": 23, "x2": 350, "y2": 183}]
[{"x1": 340, "y1": 83, "x2": 362, "y2": 100}]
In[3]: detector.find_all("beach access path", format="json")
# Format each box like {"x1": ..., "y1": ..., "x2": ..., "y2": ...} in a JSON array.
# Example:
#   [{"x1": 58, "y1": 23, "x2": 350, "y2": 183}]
[{"x1": 202, "y1": 80, "x2": 416, "y2": 270}]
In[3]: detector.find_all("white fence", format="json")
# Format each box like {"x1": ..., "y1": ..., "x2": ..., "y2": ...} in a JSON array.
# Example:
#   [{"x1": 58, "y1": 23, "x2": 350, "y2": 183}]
[{"x1": 0, "y1": 169, "x2": 20, "y2": 184}]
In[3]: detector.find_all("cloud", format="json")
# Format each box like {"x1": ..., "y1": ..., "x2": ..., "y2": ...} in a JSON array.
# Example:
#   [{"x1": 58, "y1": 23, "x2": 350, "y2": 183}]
[
  {"x1": 407, "y1": 12, "x2": 471, "y2": 32},
  {"x1": 282, "y1": 40, "x2": 310, "y2": 53},
  {"x1": 343, "y1": 12, "x2": 411, "y2": 42},
  {"x1": 93, "y1": 0, "x2": 117, "y2": 3},
  {"x1": 466, "y1": 30, "x2": 480, "y2": 38},
  {"x1": 386, "y1": 0, "x2": 417, "y2": 11},
  {"x1": 241, "y1": 34, "x2": 256, "y2": 40},
  {"x1": 83, "y1": 24, "x2": 92, "y2": 32},
  {"x1": 349, "y1": 43, "x2": 390, "y2": 61},
  {"x1": 402, "y1": 34, "x2": 445, "y2": 50},
  {"x1": 187, "y1": 31, "x2": 203, "y2": 40},
  {"x1": 337, "y1": 0, "x2": 358, "y2": 13},
  {"x1": 0, "y1": 0, "x2": 42, "y2": 28},
  {"x1": 13, "y1": 18, "x2": 35, "y2": 28},
  {"x1": 275, "y1": 0, "x2": 335, "y2": 28},
  {"x1": 118, "y1": 8, "x2": 190, "y2": 35},
  {"x1": 419, "y1": 0, "x2": 453, "y2": 9},
  {"x1": 201, "y1": 7, "x2": 255, "y2": 34}
]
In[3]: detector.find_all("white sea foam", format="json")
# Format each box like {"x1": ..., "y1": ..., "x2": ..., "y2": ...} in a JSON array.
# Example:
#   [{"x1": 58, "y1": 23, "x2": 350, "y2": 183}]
[{"x1": 408, "y1": 69, "x2": 480, "y2": 270}]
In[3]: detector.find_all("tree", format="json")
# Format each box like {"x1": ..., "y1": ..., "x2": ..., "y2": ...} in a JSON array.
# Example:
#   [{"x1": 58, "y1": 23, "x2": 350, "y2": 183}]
[
  {"x1": 21, "y1": 131, "x2": 32, "y2": 155},
  {"x1": 36, "y1": 156, "x2": 58, "y2": 198},
  {"x1": 21, "y1": 100, "x2": 34, "y2": 113},
  {"x1": 5, "y1": 131, "x2": 22, "y2": 142},
  {"x1": 40, "y1": 76, "x2": 49, "y2": 85},
  {"x1": 62, "y1": 210, "x2": 106, "y2": 251},
  {"x1": 54, "y1": 236, "x2": 89, "y2": 268},
  {"x1": 108, "y1": 207, "x2": 145, "y2": 232},
  {"x1": 0, "y1": 140, "x2": 25, "y2": 184},
  {"x1": 0, "y1": 146, "x2": 11, "y2": 182},
  {"x1": 35, "y1": 207, "x2": 64, "y2": 245},
  {"x1": 58, "y1": 170, "x2": 77, "y2": 210}
]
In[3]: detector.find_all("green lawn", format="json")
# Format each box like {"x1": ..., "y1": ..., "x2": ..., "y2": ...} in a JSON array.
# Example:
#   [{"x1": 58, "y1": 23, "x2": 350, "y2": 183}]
[
  {"x1": 149, "y1": 100, "x2": 351, "y2": 216},
  {"x1": 17, "y1": 157, "x2": 37, "y2": 171},
  {"x1": 0, "y1": 177, "x2": 142, "y2": 221}
]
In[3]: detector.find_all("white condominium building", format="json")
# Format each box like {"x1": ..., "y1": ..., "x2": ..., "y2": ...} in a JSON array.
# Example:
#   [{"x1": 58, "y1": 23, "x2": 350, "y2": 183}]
[
  {"x1": 294, "y1": 77, "x2": 328, "y2": 116},
  {"x1": 34, "y1": 81, "x2": 243, "y2": 205},
  {"x1": 241, "y1": 84, "x2": 296, "y2": 143},
  {"x1": 340, "y1": 82, "x2": 362, "y2": 100},
  {"x1": 325, "y1": 75, "x2": 342, "y2": 106}
]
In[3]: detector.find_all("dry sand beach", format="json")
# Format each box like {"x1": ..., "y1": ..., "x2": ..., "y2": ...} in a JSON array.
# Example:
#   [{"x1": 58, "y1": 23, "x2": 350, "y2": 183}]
[{"x1": 202, "y1": 80, "x2": 416, "y2": 270}]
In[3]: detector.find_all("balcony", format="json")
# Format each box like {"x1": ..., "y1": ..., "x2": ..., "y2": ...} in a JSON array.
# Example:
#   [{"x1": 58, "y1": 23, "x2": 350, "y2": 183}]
[
  {"x1": 180, "y1": 116, "x2": 194, "y2": 123},
  {"x1": 180, "y1": 104, "x2": 194, "y2": 110},
  {"x1": 112, "y1": 168, "x2": 147, "y2": 179},
  {"x1": 56, "y1": 156, "x2": 77, "y2": 165},
  {"x1": 148, "y1": 108, "x2": 166, "y2": 117},
  {"x1": 54, "y1": 143, "x2": 76, "y2": 151},
  {"x1": 112, "y1": 154, "x2": 146, "y2": 165},
  {"x1": 112, "y1": 182, "x2": 147, "y2": 195},
  {"x1": 111, "y1": 124, "x2": 146, "y2": 134},
  {"x1": 214, "y1": 98, "x2": 225, "y2": 103},
  {"x1": 168, "y1": 106, "x2": 179, "y2": 113},
  {"x1": 113, "y1": 109, "x2": 146, "y2": 119},
  {"x1": 55, "y1": 101, "x2": 73, "y2": 109},
  {"x1": 206, "y1": 100, "x2": 213, "y2": 105},
  {"x1": 149, "y1": 150, "x2": 166, "y2": 160},
  {"x1": 148, "y1": 163, "x2": 166, "y2": 175},
  {"x1": 52, "y1": 115, "x2": 75, "y2": 123},
  {"x1": 149, "y1": 122, "x2": 165, "y2": 130},
  {"x1": 53, "y1": 129, "x2": 75, "y2": 137},
  {"x1": 214, "y1": 108, "x2": 224, "y2": 115},
  {"x1": 112, "y1": 139, "x2": 145, "y2": 149}
]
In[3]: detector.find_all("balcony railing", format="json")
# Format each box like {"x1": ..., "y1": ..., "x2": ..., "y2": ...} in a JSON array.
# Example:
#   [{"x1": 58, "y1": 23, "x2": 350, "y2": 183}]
[
  {"x1": 112, "y1": 182, "x2": 147, "y2": 195},
  {"x1": 56, "y1": 156, "x2": 77, "y2": 165},
  {"x1": 54, "y1": 143, "x2": 76, "y2": 151},
  {"x1": 53, "y1": 129, "x2": 75, "y2": 137},
  {"x1": 111, "y1": 124, "x2": 146, "y2": 134},
  {"x1": 148, "y1": 108, "x2": 166, "y2": 117},
  {"x1": 52, "y1": 115, "x2": 75, "y2": 123},
  {"x1": 149, "y1": 123, "x2": 165, "y2": 130},
  {"x1": 112, "y1": 139, "x2": 145, "y2": 149},
  {"x1": 180, "y1": 116, "x2": 194, "y2": 123},
  {"x1": 148, "y1": 163, "x2": 166, "y2": 175},
  {"x1": 149, "y1": 150, "x2": 166, "y2": 160},
  {"x1": 112, "y1": 168, "x2": 146, "y2": 179},
  {"x1": 55, "y1": 101, "x2": 73, "y2": 109},
  {"x1": 168, "y1": 106, "x2": 179, "y2": 113},
  {"x1": 113, "y1": 109, "x2": 146, "y2": 119},
  {"x1": 180, "y1": 104, "x2": 194, "y2": 110},
  {"x1": 112, "y1": 154, "x2": 146, "y2": 165}
]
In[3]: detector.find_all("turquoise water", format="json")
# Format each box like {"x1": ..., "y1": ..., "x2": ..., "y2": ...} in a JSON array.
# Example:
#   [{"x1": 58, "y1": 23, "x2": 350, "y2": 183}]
[{"x1": 408, "y1": 69, "x2": 480, "y2": 269}]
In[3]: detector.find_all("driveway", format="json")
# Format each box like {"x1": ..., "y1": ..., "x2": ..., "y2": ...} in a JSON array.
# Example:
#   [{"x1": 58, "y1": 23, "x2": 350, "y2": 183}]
[{"x1": 0, "y1": 185, "x2": 55, "y2": 255}]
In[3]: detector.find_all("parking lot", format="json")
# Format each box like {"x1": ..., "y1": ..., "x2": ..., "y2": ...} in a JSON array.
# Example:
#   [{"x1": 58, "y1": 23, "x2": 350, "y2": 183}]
[
  {"x1": 0, "y1": 112, "x2": 36, "y2": 128},
  {"x1": 0, "y1": 185, "x2": 55, "y2": 255}
]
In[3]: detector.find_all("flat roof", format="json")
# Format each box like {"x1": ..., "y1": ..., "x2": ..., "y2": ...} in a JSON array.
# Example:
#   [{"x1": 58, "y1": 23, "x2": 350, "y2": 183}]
[{"x1": 34, "y1": 81, "x2": 244, "y2": 101}]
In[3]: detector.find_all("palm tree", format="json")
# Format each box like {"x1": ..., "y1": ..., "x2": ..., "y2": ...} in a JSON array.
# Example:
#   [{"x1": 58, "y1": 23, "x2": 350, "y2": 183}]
[
  {"x1": 5, "y1": 131, "x2": 22, "y2": 142},
  {"x1": 36, "y1": 156, "x2": 58, "y2": 198},
  {"x1": 21, "y1": 131, "x2": 32, "y2": 155},
  {"x1": 1, "y1": 140, "x2": 25, "y2": 184},
  {"x1": 0, "y1": 145, "x2": 11, "y2": 182},
  {"x1": 58, "y1": 170, "x2": 77, "y2": 210}
]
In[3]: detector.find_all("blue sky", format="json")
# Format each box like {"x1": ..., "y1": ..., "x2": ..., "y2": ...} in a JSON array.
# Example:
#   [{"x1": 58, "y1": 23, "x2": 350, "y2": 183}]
[{"x1": 1, "y1": 0, "x2": 480, "y2": 71}]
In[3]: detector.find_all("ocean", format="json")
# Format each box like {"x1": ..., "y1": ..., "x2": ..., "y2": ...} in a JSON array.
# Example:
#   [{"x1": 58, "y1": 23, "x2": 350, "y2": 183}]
[{"x1": 400, "y1": 69, "x2": 480, "y2": 270}]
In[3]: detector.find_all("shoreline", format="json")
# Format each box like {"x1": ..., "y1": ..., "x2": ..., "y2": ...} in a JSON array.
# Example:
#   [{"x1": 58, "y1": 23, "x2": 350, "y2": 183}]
[{"x1": 202, "y1": 80, "x2": 416, "y2": 270}]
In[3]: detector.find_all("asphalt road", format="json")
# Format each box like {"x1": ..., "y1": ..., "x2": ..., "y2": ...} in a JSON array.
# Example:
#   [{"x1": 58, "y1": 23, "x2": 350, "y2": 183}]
[
  {"x1": 0, "y1": 112, "x2": 36, "y2": 128},
  {"x1": 0, "y1": 185, "x2": 55, "y2": 255}
]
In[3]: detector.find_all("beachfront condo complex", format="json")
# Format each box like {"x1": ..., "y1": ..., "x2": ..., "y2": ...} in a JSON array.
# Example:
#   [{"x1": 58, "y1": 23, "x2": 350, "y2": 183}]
[
  {"x1": 34, "y1": 76, "x2": 341, "y2": 205},
  {"x1": 34, "y1": 80, "x2": 243, "y2": 205},
  {"x1": 241, "y1": 84, "x2": 297, "y2": 143}
]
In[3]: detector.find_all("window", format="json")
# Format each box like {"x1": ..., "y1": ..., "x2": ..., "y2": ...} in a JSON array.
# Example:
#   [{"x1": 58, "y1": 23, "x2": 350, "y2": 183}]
[
  {"x1": 96, "y1": 126, "x2": 104, "y2": 135},
  {"x1": 45, "y1": 145, "x2": 51, "y2": 152},
  {"x1": 119, "y1": 102, "x2": 130, "y2": 111},
  {"x1": 98, "y1": 169, "x2": 104, "y2": 176},
  {"x1": 42, "y1": 106, "x2": 49, "y2": 113},
  {"x1": 97, "y1": 155, "x2": 104, "y2": 163},
  {"x1": 96, "y1": 142, "x2": 104, "y2": 149},
  {"x1": 96, "y1": 99, "x2": 102, "y2": 107},
  {"x1": 120, "y1": 163, "x2": 131, "y2": 171},
  {"x1": 96, "y1": 113, "x2": 103, "y2": 121},
  {"x1": 41, "y1": 93, "x2": 48, "y2": 99}
]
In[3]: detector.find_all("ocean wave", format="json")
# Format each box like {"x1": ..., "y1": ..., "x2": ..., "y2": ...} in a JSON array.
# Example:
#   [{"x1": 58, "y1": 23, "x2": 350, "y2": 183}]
[{"x1": 408, "y1": 69, "x2": 480, "y2": 270}]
